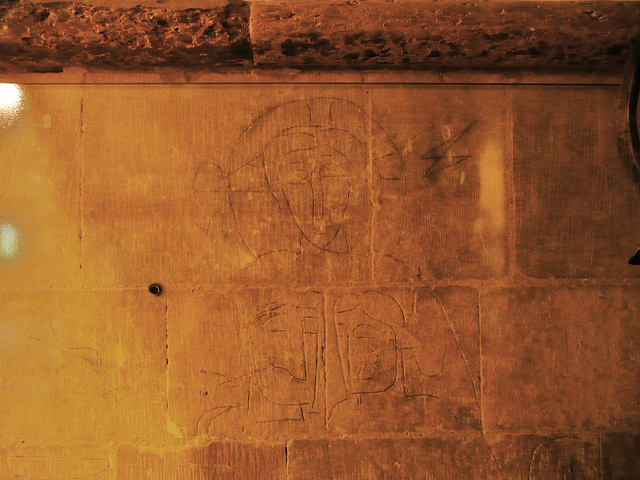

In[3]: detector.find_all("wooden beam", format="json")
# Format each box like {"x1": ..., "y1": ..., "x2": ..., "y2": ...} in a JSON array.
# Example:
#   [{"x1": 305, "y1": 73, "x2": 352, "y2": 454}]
[
  {"x1": 0, "y1": 0, "x2": 638, "y2": 72},
  {"x1": 252, "y1": 1, "x2": 640, "y2": 72},
  {"x1": 0, "y1": 0, "x2": 251, "y2": 72}
]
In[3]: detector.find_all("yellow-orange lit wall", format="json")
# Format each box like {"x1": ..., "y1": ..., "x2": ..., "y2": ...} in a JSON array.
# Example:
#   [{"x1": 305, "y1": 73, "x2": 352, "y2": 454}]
[{"x1": 0, "y1": 80, "x2": 639, "y2": 479}]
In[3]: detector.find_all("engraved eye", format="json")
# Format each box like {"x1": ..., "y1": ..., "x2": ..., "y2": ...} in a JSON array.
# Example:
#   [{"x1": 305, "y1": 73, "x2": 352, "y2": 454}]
[{"x1": 292, "y1": 170, "x2": 309, "y2": 182}]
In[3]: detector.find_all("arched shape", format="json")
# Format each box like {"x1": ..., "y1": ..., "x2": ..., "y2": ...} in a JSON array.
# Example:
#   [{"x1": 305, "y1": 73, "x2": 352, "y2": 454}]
[{"x1": 617, "y1": 43, "x2": 640, "y2": 182}]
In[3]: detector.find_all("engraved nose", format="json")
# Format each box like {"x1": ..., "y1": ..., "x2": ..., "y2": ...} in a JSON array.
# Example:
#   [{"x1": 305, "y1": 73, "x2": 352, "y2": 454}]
[{"x1": 310, "y1": 170, "x2": 324, "y2": 230}]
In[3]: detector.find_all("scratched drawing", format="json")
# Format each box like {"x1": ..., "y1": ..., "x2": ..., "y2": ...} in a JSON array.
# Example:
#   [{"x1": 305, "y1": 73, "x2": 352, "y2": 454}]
[
  {"x1": 420, "y1": 122, "x2": 476, "y2": 183},
  {"x1": 0, "y1": 148, "x2": 17, "y2": 199},
  {"x1": 6, "y1": 455, "x2": 110, "y2": 480},
  {"x1": 528, "y1": 437, "x2": 600, "y2": 480},
  {"x1": 0, "y1": 290, "x2": 167, "y2": 442},
  {"x1": 248, "y1": 298, "x2": 321, "y2": 407},
  {"x1": 193, "y1": 98, "x2": 405, "y2": 280},
  {"x1": 377, "y1": 120, "x2": 489, "y2": 281},
  {"x1": 195, "y1": 290, "x2": 324, "y2": 437},
  {"x1": 333, "y1": 291, "x2": 402, "y2": 395},
  {"x1": 27, "y1": 327, "x2": 130, "y2": 409},
  {"x1": 326, "y1": 288, "x2": 481, "y2": 433}
]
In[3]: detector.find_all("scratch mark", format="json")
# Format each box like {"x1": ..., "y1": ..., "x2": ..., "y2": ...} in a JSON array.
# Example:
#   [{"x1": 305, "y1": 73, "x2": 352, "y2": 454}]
[
  {"x1": 2, "y1": 151, "x2": 18, "y2": 199},
  {"x1": 27, "y1": 336, "x2": 103, "y2": 367},
  {"x1": 8, "y1": 456, "x2": 110, "y2": 480},
  {"x1": 49, "y1": 318, "x2": 58, "y2": 342},
  {"x1": 79, "y1": 92, "x2": 86, "y2": 273},
  {"x1": 164, "y1": 295, "x2": 170, "y2": 420},
  {"x1": 432, "y1": 295, "x2": 480, "y2": 410},
  {"x1": 422, "y1": 121, "x2": 476, "y2": 180}
]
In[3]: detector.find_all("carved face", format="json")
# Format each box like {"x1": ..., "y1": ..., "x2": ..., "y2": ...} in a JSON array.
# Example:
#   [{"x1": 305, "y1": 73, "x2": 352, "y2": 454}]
[
  {"x1": 400, "y1": 292, "x2": 449, "y2": 397},
  {"x1": 263, "y1": 128, "x2": 354, "y2": 251},
  {"x1": 335, "y1": 292, "x2": 401, "y2": 394},
  {"x1": 250, "y1": 301, "x2": 320, "y2": 406}
]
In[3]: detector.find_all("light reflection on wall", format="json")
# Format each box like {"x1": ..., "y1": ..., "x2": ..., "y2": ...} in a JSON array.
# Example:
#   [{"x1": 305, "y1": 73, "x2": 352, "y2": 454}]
[
  {"x1": 476, "y1": 139, "x2": 505, "y2": 268},
  {"x1": 0, "y1": 83, "x2": 24, "y2": 126},
  {"x1": 0, "y1": 86, "x2": 25, "y2": 257},
  {"x1": 0, "y1": 223, "x2": 20, "y2": 259}
]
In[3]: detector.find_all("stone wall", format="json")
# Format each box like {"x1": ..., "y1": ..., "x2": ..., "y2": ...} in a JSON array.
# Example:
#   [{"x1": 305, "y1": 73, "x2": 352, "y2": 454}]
[{"x1": 0, "y1": 76, "x2": 638, "y2": 478}]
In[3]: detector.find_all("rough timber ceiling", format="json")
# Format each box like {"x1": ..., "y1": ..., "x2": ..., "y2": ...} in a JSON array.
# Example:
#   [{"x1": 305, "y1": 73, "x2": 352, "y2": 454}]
[{"x1": 0, "y1": 0, "x2": 639, "y2": 73}]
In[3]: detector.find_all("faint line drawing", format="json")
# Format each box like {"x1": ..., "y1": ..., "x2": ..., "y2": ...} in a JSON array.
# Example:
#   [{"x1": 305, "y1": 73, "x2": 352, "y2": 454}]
[
  {"x1": 196, "y1": 291, "x2": 323, "y2": 435},
  {"x1": 421, "y1": 121, "x2": 476, "y2": 182},
  {"x1": 26, "y1": 322, "x2": 130, "y2": 408},
  {"x1": 381, "y1": 120, "x2": 478, "y2": 280},
  {"x1": 7, "y1": 456, "x2": 110, "y2": 480},
  {"x1": 334, "y1": 291, "x2": 402, "y2": 396},
  {"x1": 327, "y1": 289, "x2": 480, "y2": 430},
  {"x1": 1, "y1": 151, "x2": 18, "y2": 199},
  {"x1": 248, "y1": 299, "x2": 321, "y2": 408},
  {"x1": 193, "y1": 98, "x2": 406, "y2": 264},
  {"x1": 528, "y1": 436, "x2": 600, "y2": 480}
]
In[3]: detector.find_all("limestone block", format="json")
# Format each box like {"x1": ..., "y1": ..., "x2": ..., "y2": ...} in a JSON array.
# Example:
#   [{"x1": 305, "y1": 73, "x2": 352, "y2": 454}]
[
  {"x1": 0, "y1": 445, "x2": 111, "y2": 480},
  {"x1": 481, "y1": 287, "x2": 640, "y2": 432},
  {"x1": 167, "y1": 288, "x2": 326, "y2": 439},
  {"x1": 287, "y1": 436, "x2": 498, "y2": 479},
  {"x1": 371, "y1": 86, "x2": 510, "y2": 281},
  {"x1": 0, "y1": 290, "x2": 167, "y2": 442},
  {"x1": 491, "y1": 434, "x2": 601, "y2": 480},
  {"x1": 514, "y1": 87, "x2": 640, "y2": 278},
  {"x1": 223, "y1": 95, "x2": 376, "y2": 285},
  {"x1": 116, "y1": 442, "x2": 286, "y2": 480},
  {"x1": 81, "y1": 85, "x2": 250, "y2": 286},
  {"x1": 602, "y1": 433, "x2": 640, "y2": 480},
  {"x1": 325, "y1": 286, "x2": 481, "y2": 434},
  {"x1": 0, "y1": 85, "x2": 82, "y2": 289}
]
